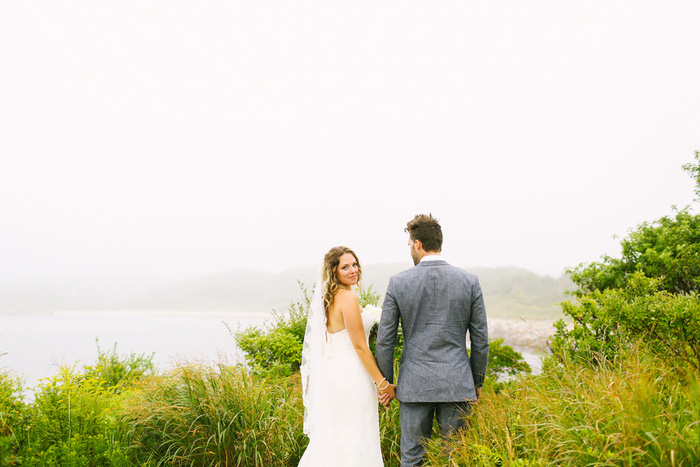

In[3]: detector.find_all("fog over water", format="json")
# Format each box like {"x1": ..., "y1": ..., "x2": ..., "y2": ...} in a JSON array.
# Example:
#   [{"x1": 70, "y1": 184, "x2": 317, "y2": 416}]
[
  {"x1": 1, "y1": 3, "x2": 699, "y2": 392},
  {"x1": 2, "y1": 1, "x2": 699, "y2": 288}
]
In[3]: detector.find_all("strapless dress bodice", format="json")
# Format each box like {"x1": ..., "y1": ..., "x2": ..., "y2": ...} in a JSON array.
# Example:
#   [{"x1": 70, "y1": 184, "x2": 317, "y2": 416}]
[{"x1": 325, "y1": 311, "x2": 375, "y2": 356}]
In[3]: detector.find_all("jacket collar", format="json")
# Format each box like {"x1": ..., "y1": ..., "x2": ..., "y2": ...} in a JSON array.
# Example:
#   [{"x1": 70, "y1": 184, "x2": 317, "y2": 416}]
[{"x1": 416, "y1": 258, "x2": 448, "y2": 267}]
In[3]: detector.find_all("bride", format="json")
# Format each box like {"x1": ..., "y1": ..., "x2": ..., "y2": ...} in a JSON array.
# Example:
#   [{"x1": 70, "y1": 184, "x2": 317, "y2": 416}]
[{"x1": 299, "y1": 246, "x2": 396, "y2": 466}]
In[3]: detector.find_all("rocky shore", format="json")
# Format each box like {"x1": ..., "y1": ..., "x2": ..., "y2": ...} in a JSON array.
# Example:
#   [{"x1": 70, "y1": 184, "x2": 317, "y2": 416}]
[{"x1": 488, "y1": 318, "x2": 558, "y2": 351}]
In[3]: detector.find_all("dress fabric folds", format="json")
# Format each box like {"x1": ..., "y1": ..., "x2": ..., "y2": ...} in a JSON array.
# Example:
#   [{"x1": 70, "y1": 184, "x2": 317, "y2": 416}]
[{"x1": 298, "y1": 311, "x2": 383, "y2": 467}]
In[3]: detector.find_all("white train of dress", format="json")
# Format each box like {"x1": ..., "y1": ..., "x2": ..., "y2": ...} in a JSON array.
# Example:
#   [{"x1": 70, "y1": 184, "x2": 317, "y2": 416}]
[{"x1": 298, "y1": 311, "x2": 384, "y2": 466}]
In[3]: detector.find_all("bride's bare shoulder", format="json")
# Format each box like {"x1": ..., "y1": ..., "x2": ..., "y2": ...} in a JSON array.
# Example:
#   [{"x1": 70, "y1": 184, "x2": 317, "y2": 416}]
[{"x1": 335, "y1": 288, "x2": 359, "y2": 305}]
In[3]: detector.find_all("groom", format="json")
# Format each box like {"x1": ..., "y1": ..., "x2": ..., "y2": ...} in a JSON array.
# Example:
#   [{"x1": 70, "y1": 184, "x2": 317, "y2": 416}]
[{"x1": 375, "y1": 214, "x2": 489, "y2": 466}]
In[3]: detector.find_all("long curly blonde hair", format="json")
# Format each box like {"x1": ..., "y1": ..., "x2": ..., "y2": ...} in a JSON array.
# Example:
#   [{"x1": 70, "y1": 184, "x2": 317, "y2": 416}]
[{"x1": 322, "y1": 246, "x2": 362, "y2": 318}]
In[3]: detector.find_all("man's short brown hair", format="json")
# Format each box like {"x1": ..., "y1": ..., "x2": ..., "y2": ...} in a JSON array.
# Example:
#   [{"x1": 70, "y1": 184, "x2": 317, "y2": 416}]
[{"x1": 405, "y1": 214, "x2": 443, "y2": 252}]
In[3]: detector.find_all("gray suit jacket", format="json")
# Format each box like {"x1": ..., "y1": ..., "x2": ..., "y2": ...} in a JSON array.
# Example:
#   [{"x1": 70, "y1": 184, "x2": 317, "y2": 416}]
[{"x1": 375, "y1": 259, "x2": 488, "y2": 402}]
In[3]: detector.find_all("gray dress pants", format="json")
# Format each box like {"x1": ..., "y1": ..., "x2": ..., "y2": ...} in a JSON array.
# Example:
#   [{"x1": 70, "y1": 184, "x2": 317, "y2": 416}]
[{"x1": 399, "y1": 401, "x2": 472, "y2": 467}]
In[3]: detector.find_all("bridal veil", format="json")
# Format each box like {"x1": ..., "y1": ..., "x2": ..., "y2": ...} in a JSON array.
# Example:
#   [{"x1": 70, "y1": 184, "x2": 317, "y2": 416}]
[{"x1": 299, "y1": 268, "x2": 327, "y2": 438}]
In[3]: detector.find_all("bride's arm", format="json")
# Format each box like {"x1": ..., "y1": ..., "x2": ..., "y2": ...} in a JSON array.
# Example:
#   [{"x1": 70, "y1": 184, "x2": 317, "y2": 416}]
[{"x1": 337, "y1": 291, "x2": 396, "y2": 399}]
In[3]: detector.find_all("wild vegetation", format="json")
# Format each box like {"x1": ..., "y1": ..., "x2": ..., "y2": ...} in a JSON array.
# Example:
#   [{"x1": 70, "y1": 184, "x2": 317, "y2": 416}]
[
  {"x1": 0, "y1": 282, "x2": 529, "y2": 466},
  {"x1": 2, "y1": 153, "x2": 699, "y2": 465},
  {"x1": 422, "y1": 151, "x2": 700, "y2": 466},
  {"x1": 424, "y1": 343, "x2": 700, "y2": 466},
  {"x1": 0, "y1": 344, "x2": 152, "y2": 466}
]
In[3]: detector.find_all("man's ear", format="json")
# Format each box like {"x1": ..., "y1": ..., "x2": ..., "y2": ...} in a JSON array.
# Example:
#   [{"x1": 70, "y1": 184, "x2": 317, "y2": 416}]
[{"x1": 413, "y1": 239, "x2": 423, "y2": 252}]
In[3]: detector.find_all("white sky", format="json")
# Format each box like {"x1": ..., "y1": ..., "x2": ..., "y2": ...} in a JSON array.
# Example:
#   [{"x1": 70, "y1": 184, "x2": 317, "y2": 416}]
[{"x1": 2, "y1": 1, "x2": 699, "y2": 283}]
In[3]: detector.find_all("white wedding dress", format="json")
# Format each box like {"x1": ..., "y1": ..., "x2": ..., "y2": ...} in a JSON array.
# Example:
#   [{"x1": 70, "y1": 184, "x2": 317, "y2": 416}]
[{"x1": 298, "y1": 310, "x2": 384, "y2": 466}]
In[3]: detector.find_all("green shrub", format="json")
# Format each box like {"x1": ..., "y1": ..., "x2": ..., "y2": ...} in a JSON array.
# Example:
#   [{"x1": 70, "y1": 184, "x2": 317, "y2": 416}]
[
  {"x1": 233, "y1": 327, "x2": 304, "y2": 377},
  {"x1": 358, "y1": 284, "x2": 382, "y2": 309},
  {"x1": 568, "y1": 208, "x2": 700, "y2": 296},
  {"x1": 568, "y1": 153, "x2": 700, "y2": 297},
  {"x1": 551, "y1": 273, "x2": 700, "y2": 368},
  {"x1": 234, "y1": 279, "x2": 529, "y2": 385},
  {"x1": 25, "y1": 365, "x2": 131, "y2": 467},
  {"x1": 683, "y1": 149, "x2": 700, "y2": 201},
  {"x1": 1, "y1": 343, "x2": 153, "y2": 466},
  {"x1": 0, "y1": 369, "x2": 25, "y2": 466},
  {"x1": 556, "y1": 155, "x2": 700, "y2": 368},
  {"x1": 82, "y1": 340, "x2": 155, "y2": 394},
  {"x1": 486, "y1": 338, "x2": 531, "y2": 382},
  {"x1": 232, "y1": 281, "x2": 311, "y2": 377},
  {"x1": 233, "y1": 282, "x2": 387, "y2": 377}
]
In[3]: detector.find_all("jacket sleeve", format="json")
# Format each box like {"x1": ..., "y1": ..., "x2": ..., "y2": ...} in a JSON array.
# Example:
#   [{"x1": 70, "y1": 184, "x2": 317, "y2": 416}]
[
  {"x1": 375, "y1": 278, "x2": 399, "y2": 384},
  {"x1": 468, "y1": 278, "x2": 489, "y2": 387}
]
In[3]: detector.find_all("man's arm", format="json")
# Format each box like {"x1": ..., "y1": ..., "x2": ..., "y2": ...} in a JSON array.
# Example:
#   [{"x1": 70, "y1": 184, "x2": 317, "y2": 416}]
[
  {"x1": 375, "y1": 279, "x2": 399, "y2": 384},
  {"x1": 468, "y1": 278, "x2": 489, "y2": 389}
]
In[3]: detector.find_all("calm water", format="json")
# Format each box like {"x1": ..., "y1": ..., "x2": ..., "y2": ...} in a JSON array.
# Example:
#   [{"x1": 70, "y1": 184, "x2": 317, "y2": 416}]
[
  {"x1": 1, "y1": 311, "x2": 543, "y2": 397},
  {"x1": 0, "y1": 310, "x2": 273, "y2": 392}
]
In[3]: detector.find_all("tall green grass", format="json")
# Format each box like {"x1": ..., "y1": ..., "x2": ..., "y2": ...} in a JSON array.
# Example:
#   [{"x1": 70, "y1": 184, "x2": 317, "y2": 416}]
[
  {"x1": 424, "y1": 343, "x2": 700, "y2": 466},
  {"x1": 2, "y1": 346, "x2": 405, "y2": 466},
  {"x1": 116, "y1": 359, "x2": 409, "y2": 466},
  {"x1": 119, "y1": 362, "x2": 308, "y2": 466},
  {"x1": 378, "y1": 398, "x2": 402, "y2": 467},
  {"x1": 7, "y1": 338, "x2": 699, "y2": 466}
]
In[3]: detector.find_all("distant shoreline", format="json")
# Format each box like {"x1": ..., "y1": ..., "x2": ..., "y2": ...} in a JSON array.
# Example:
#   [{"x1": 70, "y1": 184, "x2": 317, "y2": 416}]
[
  {"x1": 0, "y1": 309, "x2": 275, "y2": 318},
  {"x1": 0, "y1": 264, "x2": 573, "y2": 318},
  {"x1": 0, "y1": 309, "x2": 559, "y2": 348},
  {"x1": 488, "y1": 318, "x2": 557, "y2": 349}
]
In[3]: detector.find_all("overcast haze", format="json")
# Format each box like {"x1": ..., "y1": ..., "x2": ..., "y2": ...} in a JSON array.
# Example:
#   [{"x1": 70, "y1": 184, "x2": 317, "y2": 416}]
[{"x1": 2, "y1": 1, "x2": 699, "y2": 285}]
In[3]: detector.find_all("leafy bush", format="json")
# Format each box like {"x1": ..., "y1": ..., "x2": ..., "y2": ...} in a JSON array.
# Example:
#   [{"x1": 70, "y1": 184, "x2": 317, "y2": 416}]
[
  {"x1": 234, "y1": 282, "x2": 385, "y2": 377},
  {"x1": 551, "y1": 273, "x2": 700, "y2": 368},
  {"x1": 567, "y1": 153, "x2": 700, "y2": 297},
  {"x1": 486, "y1": 338, "x2": 531, "y2": 381},
  {"x1": 232, "y1": 281, "x2": 312, "y2": 377},
  {"x1": 0, "y1": 369, "x2": 25, "y2": 466},
  {"x1": 233, "y1": 326, "x2": 304, "y2": 378},
  {"x1": 82, "y1": 340, "x2": 155, "y2": 394},
  {"x1": 682, "y1": 149, "x2": 700, "y2": 200},
  {"x1": 25, "y1": 365, "x2": 131, "y2": 466},
  {"x1": 0, "y1": 343, "x2": 153, "y2": 466},
  {"x1": 556, "y1": 154, "x2": 700, "y2": 368},
  {"x1": 234, "y1": 280, "x2": 532, "y2": 386},
  {"x1": 568, "y1": 208, "x2": 700, "y2": 296}
]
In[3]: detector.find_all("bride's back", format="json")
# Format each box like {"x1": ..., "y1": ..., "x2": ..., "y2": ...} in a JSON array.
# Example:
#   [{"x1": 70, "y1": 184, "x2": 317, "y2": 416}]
[{"x1": 326, "y1": 289, "x2": 352, "y2": 334}]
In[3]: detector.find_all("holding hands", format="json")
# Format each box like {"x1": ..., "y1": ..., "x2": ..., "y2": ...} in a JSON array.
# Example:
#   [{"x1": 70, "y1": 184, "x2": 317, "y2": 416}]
[{"x1": 376, "y1": 377, "x2": 397, "y2": 409}]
